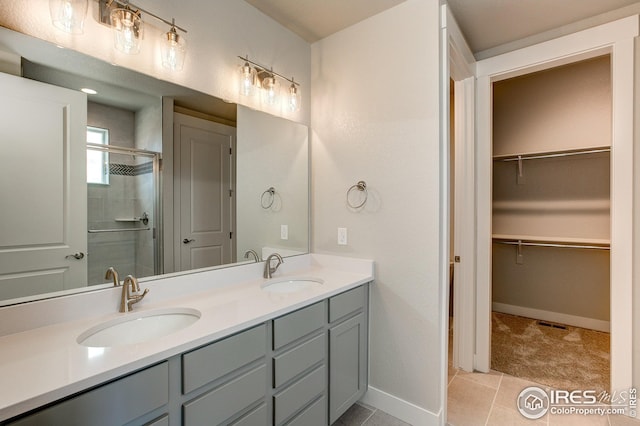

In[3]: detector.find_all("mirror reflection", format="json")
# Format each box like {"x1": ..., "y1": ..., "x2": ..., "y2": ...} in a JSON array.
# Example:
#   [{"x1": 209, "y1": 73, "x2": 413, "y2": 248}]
[{"x1": 0, "y1": 27, "x2": 309, "y2": 306}]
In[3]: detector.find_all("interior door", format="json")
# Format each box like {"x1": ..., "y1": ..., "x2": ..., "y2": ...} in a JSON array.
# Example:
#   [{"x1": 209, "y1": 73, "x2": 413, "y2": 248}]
[
  {"x1": 0, "y1": 72, "x2": 87, "y2": 300},
  {"x1": 174, "y1": 113, "x2": 235, "y2": 271},
  {"x1": 443, "y1": 4, "x2": 477, "y2": 374}
]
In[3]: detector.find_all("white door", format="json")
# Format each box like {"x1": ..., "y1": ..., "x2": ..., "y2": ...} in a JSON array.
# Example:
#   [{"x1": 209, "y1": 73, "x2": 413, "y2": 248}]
[
  {"x1": 173, "y1": 113, "x2": 235, "y2": 271},
  {"x1": 0, "y1": 72, "x2": 87, "y2": 300},
  {"x1": 445, "y1": 6, "x2": 477, "y2": 374}
]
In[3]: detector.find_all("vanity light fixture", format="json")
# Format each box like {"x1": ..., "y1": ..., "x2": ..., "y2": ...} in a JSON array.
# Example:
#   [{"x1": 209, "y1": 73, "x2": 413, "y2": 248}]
[
  {"x1": 98, "y1": 0, "x2": 187, "y2": 68},
  {"x1": 261, "y1": 73, "x2": 280, "y2": 106},
  {"x1": 161, "y1": 20, "x2": 187, "y2": 71},
  {"x1": 237, "y1": 55, "x2": 301, "y2": 111},
  {"x1": 110, "y1": 5, "x2": 143, "y2": 54},
  {"x1": 49, "y1": 0, "x2": 88, "y2": 34},
  {"x1": 238, "y1": 60, "x2": 257, "y2": 96},
  {"x1": 287, "y1": 78, "x2": 301, "y2": 112}
]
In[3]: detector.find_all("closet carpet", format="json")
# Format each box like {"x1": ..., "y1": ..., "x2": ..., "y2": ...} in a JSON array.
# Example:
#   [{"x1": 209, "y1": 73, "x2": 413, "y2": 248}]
[{"x1": 491, "y1": 311, "x2": 610, "y2": 393}]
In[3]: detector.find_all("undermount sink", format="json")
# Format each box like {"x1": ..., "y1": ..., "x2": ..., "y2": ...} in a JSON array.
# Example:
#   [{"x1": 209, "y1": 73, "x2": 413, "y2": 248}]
[
  {"x1": 77, "y1": 307, "x2": 201, "y2": 348},
  {"x1": 261, "y1": 277, "x2": 324, "y2": 293}
]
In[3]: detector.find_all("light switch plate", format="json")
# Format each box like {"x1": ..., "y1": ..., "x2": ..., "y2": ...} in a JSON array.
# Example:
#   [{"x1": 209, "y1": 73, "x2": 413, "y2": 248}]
[
  {"x1": 338, "y1": 227, "x2": 348, "y2": 245},
  {"x1": 281, "y1": 225, "x2": 288, "y2": 240}
]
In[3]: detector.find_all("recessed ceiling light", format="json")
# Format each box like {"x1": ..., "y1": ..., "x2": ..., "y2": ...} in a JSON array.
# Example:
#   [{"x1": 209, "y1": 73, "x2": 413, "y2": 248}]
[{"x1": 81, "y1": 88, "x2": 97, "y2": 95}]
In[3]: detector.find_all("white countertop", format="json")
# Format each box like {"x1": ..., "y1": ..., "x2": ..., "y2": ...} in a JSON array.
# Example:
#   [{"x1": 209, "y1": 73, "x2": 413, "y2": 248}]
[{"x1": 0, "y1": 254, "x2": 374, "y2": 422}]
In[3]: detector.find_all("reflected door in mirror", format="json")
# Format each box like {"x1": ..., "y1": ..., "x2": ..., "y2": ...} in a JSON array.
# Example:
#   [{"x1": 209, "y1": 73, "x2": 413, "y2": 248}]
[
  {"x1": 174, "y1": 113, "x2": 236, "y2": 271},
  {"x1": 0, "y1": 73, "x2": 88, "y2": 300}
]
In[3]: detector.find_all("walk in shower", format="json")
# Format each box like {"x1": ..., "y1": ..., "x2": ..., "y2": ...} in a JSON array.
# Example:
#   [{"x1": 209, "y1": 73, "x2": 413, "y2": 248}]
[{"x1": 86, "y1": 142, "x2": 161, "y2": 285}]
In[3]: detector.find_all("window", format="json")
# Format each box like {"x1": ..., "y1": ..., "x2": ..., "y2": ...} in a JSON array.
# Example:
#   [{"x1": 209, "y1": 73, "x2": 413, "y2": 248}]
[{"x1": 87, "y1": 126, "x2": 109, "y2": 184}]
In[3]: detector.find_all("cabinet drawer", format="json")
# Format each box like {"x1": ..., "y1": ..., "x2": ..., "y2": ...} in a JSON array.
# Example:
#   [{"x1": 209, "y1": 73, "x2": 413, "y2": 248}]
[
  {"x1": 230, "y1": 403, "x2": 268, "y2": 426},
  {"x1": 274, "y1": 333, "x2": 324, "y2": 388},
  {"x1": 183, "y1": 324, "x2": 266, "y2": 393},
  {"x1": 286, "y1": 396, "x2": 327, "y2": 426},
  {"x1": 329, "y1": 285, "x2": 365, "y2": 323},
  {"x1": 273, "y1": 302, "x2": 324, "y2": 350},
  {"x1": 183, "y1": 365, "x2": 267, "y2": 426},
  {"x1": 273, "y1": 365, "x2": 325, "y2": 425},
  {"x1": 9, "y1": 362, "x2": 168, "y2": 426}
]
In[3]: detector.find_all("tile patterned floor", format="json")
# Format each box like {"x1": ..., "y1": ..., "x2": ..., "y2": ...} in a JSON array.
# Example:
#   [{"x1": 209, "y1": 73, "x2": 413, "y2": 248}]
[
  {"x1": 334, "y1": 402, "x2": 411, "y2": 426},
  {"x1": 447, "y1": 367, "x2": 640, "y2": 426},
  {"x1": 338, "y1": 369, "x2": 639, "y2": 426}
]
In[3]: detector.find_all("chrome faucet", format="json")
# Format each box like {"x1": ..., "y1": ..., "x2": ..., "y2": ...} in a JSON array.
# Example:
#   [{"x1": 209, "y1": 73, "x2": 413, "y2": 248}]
[
  {"x1": 105, "y1": 267, "x2": 120, "y2": 287},
  {"x1": 244, "y1": 249, "x2": 260, "y2": 263},
  {"x1": 263, "y1": 253, "x2": 284, "y2": 279},
  {"x1": 120, "y1": 275, "x2": 149, "y2": 313}
]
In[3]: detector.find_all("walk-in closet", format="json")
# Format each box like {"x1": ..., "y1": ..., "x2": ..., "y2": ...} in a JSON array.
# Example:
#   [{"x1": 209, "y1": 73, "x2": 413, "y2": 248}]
[{"x1": 490, "y1": 55, "x2": 612, "y2": 393}]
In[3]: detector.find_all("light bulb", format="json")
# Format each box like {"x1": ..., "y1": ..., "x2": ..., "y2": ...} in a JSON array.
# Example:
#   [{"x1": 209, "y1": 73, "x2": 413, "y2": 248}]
[
  {"x1": 288, "y1": 82, "x2": 301, "y2": 112},
  {"x1": 162, "y1": 26, "x2": 186, "y2": 71},
  {"x1": 261, "y1": 75, "x2": 280, "y2": 106},
  {"x1": 238, "y1": 62, "x2": 256, "y2": 96},
  {"x1": 49, "y1": 0, "x2": 88, "y2": 34},
  {"x1": 111, "y1": 8, "x2": 143, "y2": 54}
]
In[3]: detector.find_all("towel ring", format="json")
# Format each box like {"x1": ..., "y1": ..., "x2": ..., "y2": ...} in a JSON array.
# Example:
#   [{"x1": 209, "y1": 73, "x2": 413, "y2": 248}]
[
  {"x1": 261, "y1": 187, "x2": 276, "y2": 209},
  {"x1": 346, "y1": 181, "x2": 368, "y2": 209}
]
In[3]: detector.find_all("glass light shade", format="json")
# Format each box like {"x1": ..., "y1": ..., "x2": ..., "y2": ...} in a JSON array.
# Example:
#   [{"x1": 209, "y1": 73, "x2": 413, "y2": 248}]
[
  {"x1": 49, "y1": 0, "x2": 88, "y2": 34},
  {"x1": 287, "y1": 83, "x2": 301, "y2": 112},
  {"x1": 111, "y1": 8, "x2": 143, "y2": 54},
  {"x1": 261, "y1": 75, "x2": 280, "y2": 106},
  {"x1": 238, "y1": 62, "x2": 256, "y2": 96},
  {"x1": 161, "y1": 28, "x2": 186, "y2": 71}
]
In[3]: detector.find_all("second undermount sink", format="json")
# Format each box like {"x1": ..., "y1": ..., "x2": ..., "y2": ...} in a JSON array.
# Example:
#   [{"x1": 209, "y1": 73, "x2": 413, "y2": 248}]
[
  {"x1": 77, "y1": 307, "x2": 201, "y2": 348},
  {"x1": 261, "y1": 277, "x2": 324, "y2": 294}
]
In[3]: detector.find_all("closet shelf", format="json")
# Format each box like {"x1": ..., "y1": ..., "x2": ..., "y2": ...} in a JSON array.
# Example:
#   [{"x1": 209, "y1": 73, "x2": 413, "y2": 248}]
[
  {"x1": 492, "y1": 234, "x2": 610, "y2": 250},
  {"x1": 493, "y1": 199, "x2": 610, "y2": 211},
  {"x1": 493, "y1": 146, "x2": 610, "y2": 162}
]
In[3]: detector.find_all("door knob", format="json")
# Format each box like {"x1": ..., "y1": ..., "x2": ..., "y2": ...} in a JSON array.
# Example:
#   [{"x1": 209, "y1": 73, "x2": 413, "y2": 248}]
[
  {"x1": 183, "y1": 238, "x2": 195, "y2": 244},
  {"x1": 65, "y1": 252, "x2": 85, "y2": 260}
]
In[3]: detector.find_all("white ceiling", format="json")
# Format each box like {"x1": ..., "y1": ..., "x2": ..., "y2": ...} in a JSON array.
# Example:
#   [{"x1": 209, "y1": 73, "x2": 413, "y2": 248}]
[
  {"x1": 244, "y1": 0, "x2": 640, "y2": 52},
  {"x1": 243, "y1": 0, "x2": 406, "y2": 43}
]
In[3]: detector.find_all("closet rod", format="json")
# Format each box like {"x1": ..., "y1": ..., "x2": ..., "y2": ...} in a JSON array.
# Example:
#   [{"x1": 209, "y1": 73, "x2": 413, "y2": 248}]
[
  {"x1": 494, "y1": 240, "x2": 610, "y2": 250},
  {"x1": 495, "y1": 147, "x2": 610, "y2": 162}
]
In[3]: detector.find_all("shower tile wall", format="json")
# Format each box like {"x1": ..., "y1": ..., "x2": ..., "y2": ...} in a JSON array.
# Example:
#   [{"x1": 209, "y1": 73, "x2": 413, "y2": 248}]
[{"x1": 87, "y1": 102, "x2": 138, "y2": 285}]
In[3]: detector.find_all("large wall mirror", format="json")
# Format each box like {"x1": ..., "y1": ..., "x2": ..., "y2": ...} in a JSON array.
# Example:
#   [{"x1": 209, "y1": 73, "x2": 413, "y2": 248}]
[{"x1": 0, "y1": 26, "x2": 309, "y2": 306}]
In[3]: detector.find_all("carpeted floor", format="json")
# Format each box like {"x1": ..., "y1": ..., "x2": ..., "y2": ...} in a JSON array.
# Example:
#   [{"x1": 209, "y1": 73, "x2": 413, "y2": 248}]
[{"x1": 491, "y1": 311, "x2": 610, "y2": 393}]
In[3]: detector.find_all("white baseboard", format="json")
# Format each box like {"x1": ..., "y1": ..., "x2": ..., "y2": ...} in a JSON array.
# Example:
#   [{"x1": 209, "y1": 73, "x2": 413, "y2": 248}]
[
  {"x1": 360, "y1": 385, "x2": 441, "y2": 426},
  {"x1": 492, "y1": 303, "x2": 610, "y2": 332}
]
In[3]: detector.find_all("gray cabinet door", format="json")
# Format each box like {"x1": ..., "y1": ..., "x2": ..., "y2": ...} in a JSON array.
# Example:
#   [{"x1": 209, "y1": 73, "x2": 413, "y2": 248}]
[
  {"x1": 329, "y1": 313, "x2": 367, "y2": 424},
  {"x1": 8, "y1": 363, "x2": 169, "y2": 426}
]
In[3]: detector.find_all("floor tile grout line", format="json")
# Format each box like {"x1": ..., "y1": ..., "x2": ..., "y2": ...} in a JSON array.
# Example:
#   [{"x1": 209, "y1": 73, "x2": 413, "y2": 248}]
[
  {"x1": 484, "y1": 372, "x2": 504, "y2": 426},
  {"x1": 360, "y1": 406, "x2": 377, "y2": 426}
]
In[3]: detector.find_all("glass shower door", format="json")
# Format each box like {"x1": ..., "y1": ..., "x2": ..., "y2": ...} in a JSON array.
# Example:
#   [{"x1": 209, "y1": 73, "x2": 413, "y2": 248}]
[{"x1": 86, "y1": 144, "x2": 161, "y2": 285}]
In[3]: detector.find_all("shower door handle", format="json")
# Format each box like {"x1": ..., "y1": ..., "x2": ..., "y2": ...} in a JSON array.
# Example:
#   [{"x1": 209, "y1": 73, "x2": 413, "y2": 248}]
[
  {"x1": 183, "y1": 238, "x2": 195, "y2": 244},
  {"x1": 65, "y1": 252, "x2": 85, "y2": 260}
]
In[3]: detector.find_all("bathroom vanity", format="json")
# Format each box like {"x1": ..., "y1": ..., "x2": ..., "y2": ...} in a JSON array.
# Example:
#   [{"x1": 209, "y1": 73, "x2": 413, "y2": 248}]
[{"x1": 0, "y1": 255, "x2": 372, "y2": 426}]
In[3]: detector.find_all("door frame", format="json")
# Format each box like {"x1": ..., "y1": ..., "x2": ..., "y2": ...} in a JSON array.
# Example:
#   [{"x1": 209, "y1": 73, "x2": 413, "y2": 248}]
[
  {"x1": 474, "y1": 16, "x2": 637, "y2": 395},
  {"x1": 440, "y1": 4, "x2": 476, "y2": 423},
  {"x1": 444, "y1": 5, "x2": 476, "y2": 374}
]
